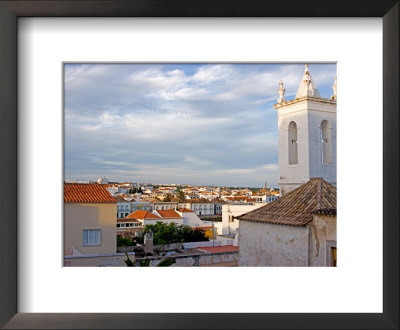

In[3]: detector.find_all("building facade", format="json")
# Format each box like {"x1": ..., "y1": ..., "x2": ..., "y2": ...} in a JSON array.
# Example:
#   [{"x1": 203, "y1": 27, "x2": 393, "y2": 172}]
[
  {"x1": 64, "y1": 183, "x2": 117, "y2": 256},
  {"x1": 238, "y1": 178, "x2": 336, "y2": 266},
  {"x1": 274, "y1": 65, "x2": 337, "y2": 195}
]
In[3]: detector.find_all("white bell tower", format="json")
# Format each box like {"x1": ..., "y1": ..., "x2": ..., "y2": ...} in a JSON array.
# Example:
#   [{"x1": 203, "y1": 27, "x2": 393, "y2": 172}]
[{"x1": 274, "y1": 65, "x2": 337, "y2": 196}]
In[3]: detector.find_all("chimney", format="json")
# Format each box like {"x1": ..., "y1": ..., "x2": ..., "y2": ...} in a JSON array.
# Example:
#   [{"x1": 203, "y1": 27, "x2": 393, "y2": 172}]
[{"x1": 144, "y1": 230, "x2": 153, "y2": 254}]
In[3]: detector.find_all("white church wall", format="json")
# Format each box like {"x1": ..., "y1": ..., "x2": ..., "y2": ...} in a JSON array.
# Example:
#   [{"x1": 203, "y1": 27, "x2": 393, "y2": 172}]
[
  {"x1": 307, "y1": 105, "x2": 337, "y2": 186},
  {"x1": 238, "y1": 220, "x2": 309, "y2": 267},
  {"x1": 277, "y1": 100, "x2": 310, "y2": 195},
  {"x1": 275, "y1": 68, "x2": 337, "y2": 195},
  {"x1": 309, "y1": 215, "x2": 337, "y2": 267}
]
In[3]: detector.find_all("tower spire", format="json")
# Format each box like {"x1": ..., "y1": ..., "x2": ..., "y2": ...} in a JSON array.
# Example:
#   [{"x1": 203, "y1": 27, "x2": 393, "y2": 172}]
[{"x1": 295, "y1": 64, "x2": 321, "y2": 99}]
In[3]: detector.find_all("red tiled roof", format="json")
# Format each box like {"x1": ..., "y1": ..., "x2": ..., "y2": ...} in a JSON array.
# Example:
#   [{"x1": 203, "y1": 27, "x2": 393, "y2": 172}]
[
  {"x1": 64, "y1": 183, "x2": 116, "y2": 203},
  {"x1": 238, "y1": 178, "x2": 336, "y2": 226},
  {"x1": 157, "y1": 210, "x2": 182, "y2": 218},
  {"x1": 226, "y1": 196, "x2": 256, "y2": 202},
  {"x1": 117, "y1": 218, "x2": 140, "y2": 223},
  {"x1": 197, "y1": 246, "x2": 238, "y2": 253},
  {"x1": 127, "y1": 210, "x2": 160, "y2": 219}
]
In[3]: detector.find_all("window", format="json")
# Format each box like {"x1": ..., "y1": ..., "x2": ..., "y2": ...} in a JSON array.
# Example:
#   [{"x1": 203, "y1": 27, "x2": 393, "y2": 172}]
[
  {"x1": 288, "y1": 121, "x2": 298, "y2": 164},
  {"x1": 83, "y1": 229, "x2": 101, "y2": 246},
  {"x1": 321, "y1": 120, "x2": 332, "y2": 164}
]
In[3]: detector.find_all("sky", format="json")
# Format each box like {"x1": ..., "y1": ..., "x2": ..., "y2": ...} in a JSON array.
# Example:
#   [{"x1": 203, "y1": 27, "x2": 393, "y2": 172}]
[{"x1": 64, "y1": 63, "x2": 336, "y2": 188}]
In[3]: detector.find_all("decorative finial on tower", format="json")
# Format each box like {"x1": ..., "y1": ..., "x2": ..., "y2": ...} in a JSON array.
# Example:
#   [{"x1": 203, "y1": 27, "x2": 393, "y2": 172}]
[
  {"x1": 331, "y1": 76, "x2": 337, "y2": 100},
  {"x1": 303, "y1": 64, "x2": 311, "y2": 85},
  {"x1": 295, "y1": 64, "x2": 321, "y2": 99},
  {"x1": 277, "y1": 80, "x2": 286, "y2": 104}
]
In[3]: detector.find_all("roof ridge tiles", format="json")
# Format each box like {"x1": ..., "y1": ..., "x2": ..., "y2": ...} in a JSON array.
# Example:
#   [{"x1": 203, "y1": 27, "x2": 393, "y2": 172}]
[{"x1": 237, "y1": 178, "x2": 336, "y2": 226}]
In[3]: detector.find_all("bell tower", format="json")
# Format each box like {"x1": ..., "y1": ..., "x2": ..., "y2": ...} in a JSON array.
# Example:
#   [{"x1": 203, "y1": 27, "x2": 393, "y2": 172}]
[{"x1": 274, "y1": 65, "x2": 337, "y2": 196}]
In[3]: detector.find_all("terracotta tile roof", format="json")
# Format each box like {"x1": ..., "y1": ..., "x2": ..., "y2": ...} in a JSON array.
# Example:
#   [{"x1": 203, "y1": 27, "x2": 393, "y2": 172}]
[
  {"x1": 226, "y1": 196, "x2": 256, "y2": 202},
  {"x1": 238, "y1": 178, "x2": 336, "y2": 226},
  {"x1": 64, "y1": 183, "x2": 116, "y2": 203},
  {"x1": 117, "y1": 218, "x2": 140, "y2": 223},
  {"x1": 210, "y1": 198, "x2": 224, "y2": 203},
  {"x1": 177, "y1": 208, "x2": 194, "y2": 213},
  {"x1": 197, "y1": 246, "x2": 238, "y2": 253},
  {"x1": 127, "y1": 210, "x2": 160, "y2": 219},
  {"x1": 157, "y1": 210, "x2": 182, "y2": 218}
]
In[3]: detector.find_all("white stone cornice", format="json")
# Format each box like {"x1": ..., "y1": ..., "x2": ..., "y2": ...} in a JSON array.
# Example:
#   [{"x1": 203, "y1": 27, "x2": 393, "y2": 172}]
[{"x1": 274, "y1": 96, "x2": 336, "y2": 109}]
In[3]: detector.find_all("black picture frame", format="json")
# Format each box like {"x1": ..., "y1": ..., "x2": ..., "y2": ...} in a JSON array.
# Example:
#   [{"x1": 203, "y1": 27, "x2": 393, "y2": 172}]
[{"x1": 0, "y1": 1, "x2": 398, "y2": 329}]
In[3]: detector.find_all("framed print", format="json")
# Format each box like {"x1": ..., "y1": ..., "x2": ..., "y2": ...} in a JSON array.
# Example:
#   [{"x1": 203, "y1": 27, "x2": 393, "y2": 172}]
[{"x1": 0, "y1": 1, "x2": 398, "y2": 329}]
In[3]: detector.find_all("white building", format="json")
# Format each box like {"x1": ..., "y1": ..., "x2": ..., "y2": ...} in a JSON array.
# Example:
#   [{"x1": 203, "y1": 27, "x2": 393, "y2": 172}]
[
  {"x1": 274, "y1": 64, "x2": 337, "y2": 195},
  {"x1": 214, "y1": 202, "x2": 223, "y2": 215},
  {"x1": 116, "y1": 218, "x2": 143, "y2": 234},
  {"x1": 129, "y1": 201, "x2": 152, "y2": 213},
  {"x1": 238, "y1": 178, "x2": 337, "y2": 266},
  {"x1": 152, "y1": 209, "x2": 184, "y2": 225},
  {"x1": 175, "y1": 208, "x2": 208, "y2": 228},
  {"x1": 115, "y1": 196, "x2": 131, "y2": 218},
  {"x1": 151, "y1": 201, "x2": 178, "y2": 211},
  {"x1": 190, "y1": 199, "x2": 215, "y2": 216},
  {"x1": 221, "y1": 204, "x2": 264, "y2": 236},
  {"x1": 106, "y1": 186, "x2": 119, "y2": 196},
  {"x1": 126, "y1": 209, "x2": 184, "y2": 226},
  {"x1": 97, "y1": 176, "x2": 109, "y2": 184}
]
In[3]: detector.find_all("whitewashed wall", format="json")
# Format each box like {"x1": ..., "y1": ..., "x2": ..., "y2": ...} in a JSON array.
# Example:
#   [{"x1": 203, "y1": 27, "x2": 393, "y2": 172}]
[{"x1": 238, "y1": 220, "x2": 309, "y2": 266}]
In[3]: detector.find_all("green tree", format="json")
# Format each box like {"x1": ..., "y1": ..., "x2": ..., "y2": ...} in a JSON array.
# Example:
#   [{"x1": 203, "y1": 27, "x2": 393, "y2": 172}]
[
  {"x1": 157, "y1": 257, "x2": 176, "y2": 267},
  {"x1": 124, "y1": 251, "x2": 135, "y2": 266},
  {"x1": 129, "y1": 187, "x2": 138, "y2": 194},
  {"x1": 163, "y1": 193, "x2": 172, "y2": 202},
  {"x1": 139, "y1": 259, "x2": 151, "y2": 267},
  {"x1": 117, "y1": 235, "x2": 135, "y2": 247},
  {"x1": 125, "y1": 254, "x2": 175, "y2": 267},
  {"x1": 177, "y1": 190, "x2": 186, "y2": 202},
  {"x1": 143, "y1": 222, "x2": 208, "y2": 245}
]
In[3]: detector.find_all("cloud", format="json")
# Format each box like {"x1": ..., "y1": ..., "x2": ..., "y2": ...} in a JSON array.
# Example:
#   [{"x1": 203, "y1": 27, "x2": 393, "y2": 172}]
[
  {"x1": 64, "y1": 63, "x2": 335, "y2": 186},
  {"x1": 191, "y1": 64, "x2": 235, "y2": 84}
]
